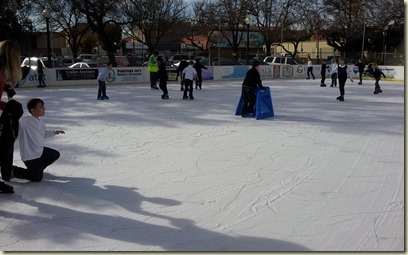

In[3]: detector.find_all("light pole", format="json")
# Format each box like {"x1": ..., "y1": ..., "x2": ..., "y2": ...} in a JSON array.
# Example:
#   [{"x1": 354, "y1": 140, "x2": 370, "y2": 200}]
[
  {"x1": 382, "y1": 26, "x2": 388, "y2": 65},
  {"x1": 245, "y1": 17, "x2": 251, "y2": 65},
  {"x1": 42, "y1": 6, "x2": 51, "y2": 68}
]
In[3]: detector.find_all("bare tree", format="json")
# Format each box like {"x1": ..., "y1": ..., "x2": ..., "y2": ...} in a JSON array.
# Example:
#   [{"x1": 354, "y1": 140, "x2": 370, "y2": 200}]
[
  {"x1": 120, "y1": 0, "x2": 188, "y2": 52},
  {"x1": 69, "y1": 0, "x2": 124, "y2": 66},
  {"x1": 44, "y1": 0, "x2": 90, "y2": 58},
  {"x1": 217, "y1": 0, "x2": 251, "y2": 58}
]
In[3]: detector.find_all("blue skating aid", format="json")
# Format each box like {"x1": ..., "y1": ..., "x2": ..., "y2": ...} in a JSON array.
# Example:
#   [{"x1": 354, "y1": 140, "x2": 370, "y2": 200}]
[
  {"x1": 255, "y1": 87, "x2": 274, "y2": 119},
  {"x1": 235, "y1": 86, "x2": 274, "y2": 119}
]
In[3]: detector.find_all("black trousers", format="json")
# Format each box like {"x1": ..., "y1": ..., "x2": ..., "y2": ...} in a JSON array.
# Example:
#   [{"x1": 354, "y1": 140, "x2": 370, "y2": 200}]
[
  {"x1": 0, "y1": 140, "x2": 15, "y2": 181},
  {"x1": 183, "y1": 79, "x2": 194, "y2": 98},
  {"x1": 241, "y1": 87, "x2": 256, "y2": 115},
  {"x1": 38, "y1": 71, "x2": 46, "y2": 86},
  {"x1": 159, "y1": 80, "x2": 168, "y2": 95},
  {"x1": 196, "y1": 73, "x2": 203, "y2": 87},
  {"x1": 321, "y1": 73, "x2": 326, "y2": 84},
  {"x1": 338, "y1": 77, "x2": 347, "y2": 96},
  {"x1": 15, "y1": 147, "x2": 60, "y2": 182},
  {"x1": 331, "y1": 73, "x2": 337, "y2": 86},
  {"x1": 307, "y1": 67, "x2": 315, "y2": 79},
  {"x1": 98, "y1": 80, "x2": 107, "y2": 97}
]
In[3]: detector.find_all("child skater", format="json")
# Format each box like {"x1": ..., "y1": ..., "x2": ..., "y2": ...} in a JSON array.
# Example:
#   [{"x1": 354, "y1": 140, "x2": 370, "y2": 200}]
[
  {"x1": 12, "y1": 98, "x2": 65, "y2": 182},
  {"x1": 156, "y1": 56, "x2": 169, "y2": 99},
  {"x1": 97, "y1": 62, "x2": 112, "y2": 100},
  {"x1": 336, "y1": 57, "x2": 353, "y2": 101},
  {"x1": 372, "y1": 63, "x2": 386, "y2": 94},
  {"x1": 329, "y1": 58, "x2": 338, "y2": 87},
  {"x1": 182, "y1": 61, "x2": 198, "y2": 100},
  {"x1": 320, "y1": 60, "x2": 327, "y2": 87}
]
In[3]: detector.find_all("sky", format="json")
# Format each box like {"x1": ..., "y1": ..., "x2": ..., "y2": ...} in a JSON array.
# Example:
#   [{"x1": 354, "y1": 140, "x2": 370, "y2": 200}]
[{"x1": 0, "y1": 78, "x2": 404, "y2": 251}]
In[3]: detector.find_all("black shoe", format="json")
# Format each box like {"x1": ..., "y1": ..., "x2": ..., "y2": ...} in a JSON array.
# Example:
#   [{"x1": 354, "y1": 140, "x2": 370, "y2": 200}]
[
  {"x1": 0, "y1": 181, "x2": 14, "y2": 194},
  {"x1": 199, "y1": 86, "x2": 202, "y2": 89},
  {"x1": 11, "y1": 166, "x2": 24, "y2": 179},
  {"x1": 195, "y1": 86, "x2": 198, "y2": 89},
  {"x1": 161, "y1": 94, "x2": 169, "y2": 99},
  {"x1": 378, "y1": 89, "x2": 382, "y2": 93},
  {"x1": 320, "y1": 84, "x2": 326, "y2": 87},
  {"x1": 336, "y1": 96, "x2": 344, "y2": 101},
  {"x1": 189, "y1": 96, "x2": 194, "y2": 100},
  {"x1": 330, "y1": 85, "x2": 333, "y2": 87},
  {"x1": 358, "y1": 82, "x2": 362, "y2": 85},
  {"x1": 183, "y1": 96, "x2": 188, "y2": 100}
]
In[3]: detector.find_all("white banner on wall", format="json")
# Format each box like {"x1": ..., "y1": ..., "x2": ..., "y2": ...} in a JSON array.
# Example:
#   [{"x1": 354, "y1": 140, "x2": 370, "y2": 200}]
[{"x1": 15, "y1": 65, "x2": 404, "y2": 88}]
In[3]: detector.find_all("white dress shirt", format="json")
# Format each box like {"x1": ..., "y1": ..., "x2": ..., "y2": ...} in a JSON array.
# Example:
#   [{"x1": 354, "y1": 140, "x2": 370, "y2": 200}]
[
  {"x1": 182, "y1": 65, "x2": 197, "y2": 80},
  {"x1": 18, "y1": 114, "x2": 56, "y2": 161}
]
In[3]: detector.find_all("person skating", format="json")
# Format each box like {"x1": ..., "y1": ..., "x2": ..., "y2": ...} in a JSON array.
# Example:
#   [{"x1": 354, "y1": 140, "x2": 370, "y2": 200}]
[
  {"x1": 37, "y1": 59, "x2": 46, "y2": 88},
  {"x1": 329, "y1": 58, "x2": 338, "y2": 87},
  {"x1": 0, "y1": 85, "x2": 23, "y2": 182},
  {"x1": 306, "y1": 56, "x2": 315, "y2": 80},
  {"x1": 182, "y1": 61, "x2": 197, "y2": 100},
  {"x1": 320, "y1": 60, "x2": 327, "y2": 87},
  {"x1": 355, "y1": 59, "x2": 365, "y2": 85},
  {"x1": 193, "y1": 59, "x2": 208, "y2": 89},
  {"x1": 0, "y1": 40, "x2": 23, "y2": 193},
  {"x1": 177, "y1": 59, "x2": 189, "y2": 91},
  {"x1": 96, "y1": 62, "x2": 112, "y2": 100},
  {"x1": 241, "y1": 60, "x2": 265, "y2": 117},
  {"x1": 336, "y1": 57, "x2": 353, "y2": 101},
  {"x1": 148, "y1": 51, "x2": 159, "y2": 90},
  {"x1": 157, "y1": 56, "x2": 169, "y2": 99},
  {"x1": 372, "y1": 63, "x2": 386, "y2": 94},
  {"x1": 12, "y1": 98, "x2": 65, "y2": 182}
]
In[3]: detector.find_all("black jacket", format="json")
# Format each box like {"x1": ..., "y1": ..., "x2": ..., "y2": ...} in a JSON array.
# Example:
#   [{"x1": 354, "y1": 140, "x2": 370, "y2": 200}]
[
  {"x1": 356, "y1": 62, "x2": 365, "y2": 73},
  {"x1": 193, "y1": 62, "x2": 207, "y2": 74},
  {"x1": 373, "y1": 69, "x2": 386, "y2": 79},
  {"x1": 321, "y1": 63, "x2": 327, "y2": 75},
  {"x1": 0, "y1": 99, "x2": 23, "y2": 145},
  {"x1": 177, "y1": 60, "x2": 189, "y2": 73},
  {"x1": 157, "y1": 62, "x2": 168, "y2": 81},
  {"x1": 242, "y1": 67, "x2": 264, "y2": 90}
]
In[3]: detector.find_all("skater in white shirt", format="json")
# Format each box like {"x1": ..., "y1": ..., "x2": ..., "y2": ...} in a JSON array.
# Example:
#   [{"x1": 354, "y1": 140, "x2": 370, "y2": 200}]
[{"x1": 13, "y1": 98, "x2": 65, "y2": 182}]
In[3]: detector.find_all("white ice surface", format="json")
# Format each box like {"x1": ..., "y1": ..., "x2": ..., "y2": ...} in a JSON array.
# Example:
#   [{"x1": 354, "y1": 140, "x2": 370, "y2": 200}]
[{"x1": 0, "y1": 79, "x2": 404, "y2": 251}]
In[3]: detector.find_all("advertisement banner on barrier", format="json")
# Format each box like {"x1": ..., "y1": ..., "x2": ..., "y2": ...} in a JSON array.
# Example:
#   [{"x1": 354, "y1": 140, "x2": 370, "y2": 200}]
[
  {"x1": 56, "y1": 69, "x2": 98, "y2": 81},
  {"x1": 112, "y1": 68, "x2": 144, "y2": 83},
  {"x1": 221, "y1": 66, "x2": 249, "y2": 79}
]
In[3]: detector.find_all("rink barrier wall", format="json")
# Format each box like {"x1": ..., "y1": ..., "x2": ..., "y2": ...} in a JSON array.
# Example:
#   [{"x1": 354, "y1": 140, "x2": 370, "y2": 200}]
[{"x1": 16, "y1": 65, "x2": 404, "y2": 88}]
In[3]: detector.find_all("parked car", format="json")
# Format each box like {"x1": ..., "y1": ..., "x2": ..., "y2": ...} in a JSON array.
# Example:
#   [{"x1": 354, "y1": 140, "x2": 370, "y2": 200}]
[
  {"x1": 263, "y1": 56, "x2": 304, "y2": 65},
  {"x1": 169, "y1": 54, "x2": 190, "y2": 65},
  {"x1": 212, "y1": 59, "x2": 244, "y2": 66},
  {"x1": 78, "y1": 54, "x2": 97, "y2": 63},
  {"x1": 60, "y1": 57, "x2": 81, "y2": 67},
  {"x1": 97, "y1": 56, "x2": 129, "y2": 67},
  {"x1": 40, "y1": 57, "x2": 63, "y2": 68},
  {"x1": 68, "y1": 62, "x2": 90, "y2": 68},
  {"x1": 21, "y1": 57, "x2": 46, "y2": 70}
]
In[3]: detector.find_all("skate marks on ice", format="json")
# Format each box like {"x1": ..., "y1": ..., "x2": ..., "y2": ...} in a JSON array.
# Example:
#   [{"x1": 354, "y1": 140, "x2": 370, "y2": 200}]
[
  {"x1": 2, "y1": 80, "x2": 404, "y2": 251},
  {"x1": 2, "y1": 174, "x2": 309, "y2": 251}
]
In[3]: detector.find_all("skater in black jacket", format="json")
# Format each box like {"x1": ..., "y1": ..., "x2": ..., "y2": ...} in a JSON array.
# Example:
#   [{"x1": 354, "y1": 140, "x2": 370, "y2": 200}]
[
  {"x1": 241, "y1": 60, "x2": 265, "y2": 117},
  {"x1": 336, "y1": 57, "x2": 353, "y2": 101},
  {"x1": 372, "y1": 63, "x2": 386, "y2": 94},
  {"x1": 177, "y1": 59, "x2": 189, "y2": 91},
  {"x1": 157, "y1": 56, "x2": 169, "y2": 99},
  {"x1": 355, "y1": 59, "x2": 365, "y2": 85},
  {"x1": 0, "y1": 85, "x2": 23, "y2": 182},
  {"x1": 193, "y1": 59, "x2": 208, "y2": 89},
  {"x1": 320, "y1": 60, "x2": 327, "y2": 87}
]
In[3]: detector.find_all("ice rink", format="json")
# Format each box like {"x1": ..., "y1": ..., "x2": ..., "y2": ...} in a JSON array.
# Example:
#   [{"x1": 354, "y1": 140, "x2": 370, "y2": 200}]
[{"x1": 0, "y1": 78, "x2": 404, "y2": 251}]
